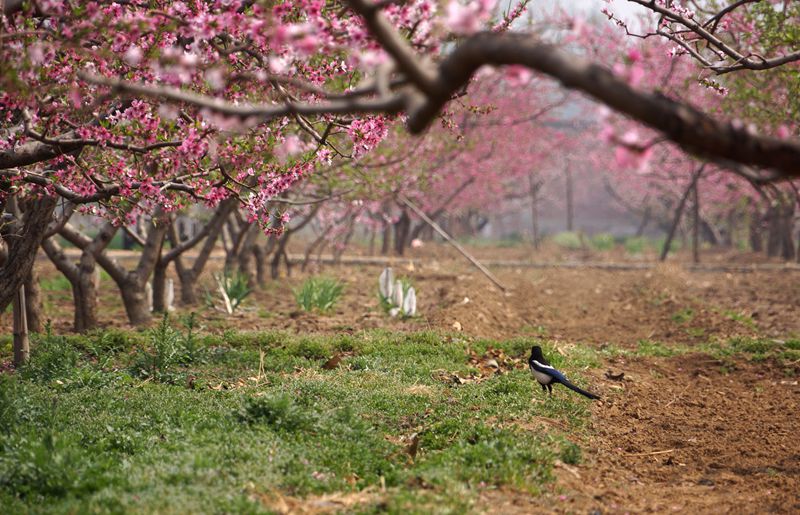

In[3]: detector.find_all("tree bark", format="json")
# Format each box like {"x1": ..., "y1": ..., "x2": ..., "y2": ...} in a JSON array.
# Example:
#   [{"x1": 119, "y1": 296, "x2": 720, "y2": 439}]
[
  {"x1": 766, "y1": 204, "x2": 781, "y2": 257},
  {"x1": 780, "y1": 201, "x2": 796, "y2": 261},
  {"x1": 749, "y1": 203, "x2": 763, "y2": 252},
  {"x1": 238, "y1": 224, "x2": 260, "y2": 287},
  {"x1": 0, "y1": 196, "x2": 58, "y2": 313},
  {"x1": 174, "y1": 202, "x2": 233, "y2": 305},
  {"x1": 24, "y1": 267, "x2": 44, "y2": 333},
  {"x1": 408, "y1": 177, "x2": 476, "y2": 242},
  {"x1": 635, "y1": 206, "x2": 651, "y2": 237},
  {"x1": 393, "y1": 209, "x2": 410, "y2": 255},
  {"x1": 692, "y1": 181, "x2": 700, "y2": 264},
  {"x1": 565, "y1": 165, "x2": 574, "y2": 232},
  {"x1": 528, "y1": 174, "x2": 541, "y2": 248},
  {"x1": 661, "y1": 165, "x2": 704, "y2": 262},
  {"x1": 381, "y1": 224, "x2": 391, "y2": 255},
  {"x1": 152, "y1": 261, "x2": 169, "y2": 313},
  {"x1": 12, "y1": 285, "x2": 29, "y2": 367},
  {"x1": 271, "y1": 206, "x2": 319, "y2": 279},
  {"x1": 47, "y1": 220, "x2": 116, "y2": 332},
  {"x1": 42, "y1": 236, "x2": 102, "y2": 333},
  {"x1": 60, "y1": 216, "x2": 166, "y2": 326},
  {"x1": 253, "y1": 243, "x2": 268, "y2": 286},
  {"x1": 155, "y1": 199, "x2": 235, "y2": 310}
]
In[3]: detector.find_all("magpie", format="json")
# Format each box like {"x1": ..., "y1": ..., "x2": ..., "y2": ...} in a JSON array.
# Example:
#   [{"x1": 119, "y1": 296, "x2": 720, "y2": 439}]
[{"x1": 529, "y1": 346, "x2": 600, "y2": 400}]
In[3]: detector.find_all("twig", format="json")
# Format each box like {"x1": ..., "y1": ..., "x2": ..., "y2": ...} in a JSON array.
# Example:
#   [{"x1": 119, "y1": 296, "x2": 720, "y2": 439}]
[
  {"x1": 664, "y1": 382, "x2": 692, "y2": 408},
  {"x1": 624, "y1": 449, "x2": 675, "y2": 457}
]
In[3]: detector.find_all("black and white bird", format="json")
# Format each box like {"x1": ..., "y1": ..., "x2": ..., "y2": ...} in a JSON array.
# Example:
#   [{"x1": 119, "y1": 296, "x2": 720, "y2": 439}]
[{"x1": 528, "y1": 346, "x2": 600, "y2": 400}]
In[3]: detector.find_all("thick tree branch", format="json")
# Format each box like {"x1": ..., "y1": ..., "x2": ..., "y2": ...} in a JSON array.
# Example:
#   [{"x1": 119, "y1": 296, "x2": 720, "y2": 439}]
[{"x1": 410, "y1": 32, "x2": 800, "y2": 178}]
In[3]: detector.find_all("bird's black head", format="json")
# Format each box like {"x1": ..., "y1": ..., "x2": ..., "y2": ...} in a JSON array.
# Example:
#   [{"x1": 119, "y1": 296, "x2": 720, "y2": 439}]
[{"x1": 530, "y1": 345, "x2": 544, "y2": 361}]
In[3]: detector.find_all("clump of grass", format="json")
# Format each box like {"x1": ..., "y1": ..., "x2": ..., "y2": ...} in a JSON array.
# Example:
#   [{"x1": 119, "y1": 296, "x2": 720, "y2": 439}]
[
  {"x1": 623, "y1": 236, "x2": 648, "y2": 254},
  {"x1": 39, "y1": 274, "x2": 72, "y2": 293},
  {"x1": 560, "y1": 441, "x2": 582, "y2": 465},
  {"x1": 636, "y1": 339, "x2": 684, "y2": 357},
  {"x1": 206, "y1": 269, "x2": 251, "y2": 313},
  {"x1": 294, "y1": 276, "x2": 343, "y2": 313},
  {"x1": 724, "y1": 310, "x2": 757, "y2": 329},
  {"x1": 552, "y1": 231, "x2": 582, "y2": 250},
  {"x1": 671, "y1": 307, "x2": 695, "y2": 324},
  {"x1": 236, "y1": 394, "x2": 314, "y2": 431},
  {"x1": 0, "y1": 431, "x2": 117, "y2": 500},
  {"x1": 129, "y1": 313, "x2": 205, "y2": 382},
  {"x1": 20, "y1": 324, "x2": 80, "y2": 383},
  {"x1": 591, "y1": 233, "x2": 616, "y2": 251}
]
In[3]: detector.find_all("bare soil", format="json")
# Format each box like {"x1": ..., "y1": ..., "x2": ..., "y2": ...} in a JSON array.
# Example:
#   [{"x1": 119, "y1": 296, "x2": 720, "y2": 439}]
[{"x1": 5, "y1": 244, "x2": 800, "y2": 513}]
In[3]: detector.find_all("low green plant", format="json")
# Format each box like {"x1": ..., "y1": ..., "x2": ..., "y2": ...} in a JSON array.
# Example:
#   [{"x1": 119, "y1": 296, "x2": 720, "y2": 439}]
[
  {"x1": 654, "y1": 236, "x2": 682, "y2": 253},
  {"x1": 671, "y1": 308, "x2": 695, "y2": 324},
  {"x1": 129, "y1": 313, "x2": 205, "y2": 382},
  {"x1": 206, "y1": 269, "x2": 251, "y2": 313},
  {"x1": 636, "y1": 339, "x2": 684, "y2": 357},
  {"x1": 20, "y1": 324, "x2": 80, "y2": 383},
  {"x1": 623, "y1": 236, "x2": 647, "y2": 254},
  {"x1": 591, "y1": 233, "x2": 616, "y2": 251},
  {"x1": 0, "y1": 431, "x2": 117, "y2": 499},
  {"x1": 294, "y1": 277, "x2": 343, "y2": 313},
  {"x1": 724, "y1": 310, "x2": 757, "y2": 329},
  {"x1": 560, "y1": 441, "x2": 582, "y2": 465},
  {"x1": 129, "y1": 314, "x2": 182, "y2": 382},
  {"x1": 236, "y1": 394, "x2": 314, "y2": 431},
  {"x1": 552, "y1": 231, "x2": 583, "y2": 250}
]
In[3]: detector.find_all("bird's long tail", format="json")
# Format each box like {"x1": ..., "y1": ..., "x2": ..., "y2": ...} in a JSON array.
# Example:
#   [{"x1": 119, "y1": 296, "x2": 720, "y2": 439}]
[{"x1": 560, "y1": 379, "x2": 601, "y2": 400}]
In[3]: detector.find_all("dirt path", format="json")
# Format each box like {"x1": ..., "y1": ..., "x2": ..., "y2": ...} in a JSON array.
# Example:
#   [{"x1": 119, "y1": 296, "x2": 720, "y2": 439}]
[{"x1": 561, "y1": 355, "x2": 798, "y2": 513}]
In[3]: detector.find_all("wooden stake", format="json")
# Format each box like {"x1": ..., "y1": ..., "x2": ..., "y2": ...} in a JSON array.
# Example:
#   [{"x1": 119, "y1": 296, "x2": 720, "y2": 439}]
[
  {"x1": 398, "y1": 195, "x2": 507, "y2": 292},
  {"x1": 12, "y1": 284, "x2": 29, "y2": 367}
]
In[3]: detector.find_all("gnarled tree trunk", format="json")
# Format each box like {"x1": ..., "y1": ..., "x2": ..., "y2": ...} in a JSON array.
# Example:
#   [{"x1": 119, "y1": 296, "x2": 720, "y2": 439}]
[
  {"x1": 60, "y1": 215, "x2": 167, "y2": 327},
  {"x1": 154, "y1": 199, "x2": 236, "y2": 310},
  {"x1": 44, "y1": 221, "x2": 116, "y2": 332},
  {"x1": 24, "y1": 265, "x2": 44, "y2": 334},
  {"x1": 0, "y1": 196, "x2": 58, "y2": 313}
]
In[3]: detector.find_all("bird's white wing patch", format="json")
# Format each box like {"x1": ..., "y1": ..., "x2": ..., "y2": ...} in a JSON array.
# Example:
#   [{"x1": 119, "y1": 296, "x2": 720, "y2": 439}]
[{"x1": 532, "y1": 360, "x2": 555, "y2": 370}]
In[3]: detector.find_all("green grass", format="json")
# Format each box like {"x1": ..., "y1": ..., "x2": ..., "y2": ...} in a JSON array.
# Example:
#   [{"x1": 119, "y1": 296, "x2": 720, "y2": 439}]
[
  {"x1": 606, "y1": 336, "x2": 800, "y2": 367},
  {"x1": 0, "y1": 329, "x2": 600, "y2": 513},
  {"x1": 621, "y1": 236, "x2": 682, "y2": 255},
  {"x1": 40, "y1": 275, "x2": 72, "y2": 293},
  {"x1": 294, "y1": 276, "x2": 344, "y2": 313},
  {"x1": 723, "y1": 310, "x2": 757, "y2": 329},
  {"x1": 551, "y1": 231, "x2": 582, "y2": 250},
  {"x1": 590, "y1": 233, "x2": 616, "y2": 251},
  {"x1": 671, "y1": 307, "x2": 695, "y2": 324}
]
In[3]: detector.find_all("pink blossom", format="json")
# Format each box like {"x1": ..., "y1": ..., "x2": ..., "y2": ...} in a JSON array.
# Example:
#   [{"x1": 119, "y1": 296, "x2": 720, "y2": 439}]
[
  {"x1": 504, "y1": 65, "x2": 532, "y2": 87},
  {"x1": 445, "y1": 0, "x2": 496, "y2": 35},
  {"x1": 275, "y1": 134, "x2": 307, "y2": 163},
  {"x1": 124, "y1": 45, "x2": 143, "y2": 66}
]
